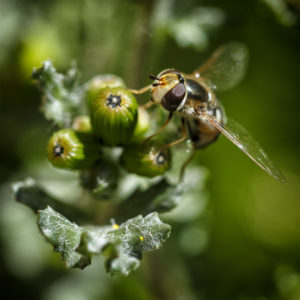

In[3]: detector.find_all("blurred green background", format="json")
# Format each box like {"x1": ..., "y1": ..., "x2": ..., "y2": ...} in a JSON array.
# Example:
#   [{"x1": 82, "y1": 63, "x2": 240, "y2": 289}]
[{"x1": 0, "y1": 0, "x2": 300, "y2": 299}]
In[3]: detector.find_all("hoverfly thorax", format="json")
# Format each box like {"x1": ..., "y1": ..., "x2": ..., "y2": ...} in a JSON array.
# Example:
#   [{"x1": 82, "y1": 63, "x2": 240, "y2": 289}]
[{"x1": 150, "y1": 69, "x2": 187, "y2": 112}]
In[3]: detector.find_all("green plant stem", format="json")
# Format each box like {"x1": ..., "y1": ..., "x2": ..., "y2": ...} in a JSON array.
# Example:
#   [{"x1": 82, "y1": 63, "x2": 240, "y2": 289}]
[{"x1": 126, "y1": 0, "x2": 156, "y2": 87}]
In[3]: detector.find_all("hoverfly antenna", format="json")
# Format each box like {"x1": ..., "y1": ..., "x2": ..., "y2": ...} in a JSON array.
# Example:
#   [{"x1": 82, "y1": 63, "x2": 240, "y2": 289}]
[
  {"x1": 152, "y1": 82, "x2": 161, "y2": 87},
  {"x1": 149, "y1": 74, "x2": 160, "y2": 80}
]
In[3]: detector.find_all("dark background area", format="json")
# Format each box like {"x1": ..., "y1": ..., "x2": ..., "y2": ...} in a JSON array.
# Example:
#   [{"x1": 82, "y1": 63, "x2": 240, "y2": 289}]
[{"x1": 0, "y1": 0, "x2": 299, "y2": 299}]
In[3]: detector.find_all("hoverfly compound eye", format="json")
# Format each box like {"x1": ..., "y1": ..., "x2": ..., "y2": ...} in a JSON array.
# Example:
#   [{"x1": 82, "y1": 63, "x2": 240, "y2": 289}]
[
  {"x1": 150, "y1": 69, "x2": 186, "y2": 109},
  {"x1": 161, "y1": 83, "x2": 186, "y2": 112}
]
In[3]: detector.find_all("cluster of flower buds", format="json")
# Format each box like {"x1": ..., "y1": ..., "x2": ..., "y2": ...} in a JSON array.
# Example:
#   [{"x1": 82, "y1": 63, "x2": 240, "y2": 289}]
[
  {"x1": 47, "y1": 74, "x2": 171, "y2": 182},
  {"x1": 47, "y1": 129, "x2": 99, "y2": 170}
]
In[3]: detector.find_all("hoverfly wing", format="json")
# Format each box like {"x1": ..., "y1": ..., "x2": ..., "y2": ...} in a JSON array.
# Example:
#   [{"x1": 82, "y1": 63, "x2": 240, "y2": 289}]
[
  {"x1": 202, "y1": 113, "x2": 286, "y2": 183},
  {"x1": 194, "y1": 42, "x2": 248, "y2": 91}
]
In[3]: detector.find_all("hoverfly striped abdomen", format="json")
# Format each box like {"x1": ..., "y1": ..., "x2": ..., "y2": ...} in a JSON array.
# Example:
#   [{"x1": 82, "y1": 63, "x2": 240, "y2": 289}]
[{"x1": 186, "y1": 105, "x2": 225, "y2": 149}]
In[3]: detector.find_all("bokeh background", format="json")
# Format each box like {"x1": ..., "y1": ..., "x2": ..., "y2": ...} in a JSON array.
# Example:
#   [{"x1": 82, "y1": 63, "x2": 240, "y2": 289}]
[{"x1": 0, "y1": 0, "x2": 300, "y2": 299}]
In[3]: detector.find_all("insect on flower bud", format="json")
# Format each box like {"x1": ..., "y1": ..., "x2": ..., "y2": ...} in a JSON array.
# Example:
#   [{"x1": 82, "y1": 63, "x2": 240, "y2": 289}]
[
  {"x1": 47, "y1": 129, "x2": 100, "y2": 170},
  {"x1": 89, "y1": 87, "x2": 138, "y2": 146},
  {"x1": 86, "y1": 74, "x2": 126, "y2": 109},
  {"x1": 121, "y1": 141, "x2": 171, "y2": 178}
]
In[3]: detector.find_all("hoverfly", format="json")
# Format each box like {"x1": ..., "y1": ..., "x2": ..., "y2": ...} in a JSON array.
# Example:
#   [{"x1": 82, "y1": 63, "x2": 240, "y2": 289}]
[{"x1": 130, "y1": 42, "x2": 286, "y2": 183}]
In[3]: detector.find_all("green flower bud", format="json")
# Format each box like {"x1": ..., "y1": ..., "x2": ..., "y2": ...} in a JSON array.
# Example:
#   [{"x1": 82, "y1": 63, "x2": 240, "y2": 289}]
[
  {"x1": 47, "y1": 129, "x2": 100, "y2": 170},
  {"x1": 72, "y1": 115, "x2": 92, "y2": 133},
  {"x1": 121, "y1": 142, "x2": 171, "y2": 178},
  {"x1": 90, "y1": 87, "x2": 138, "y2": 146},
  {"x1": 80, "y1": 159, "x2": 119, "y2": 199},
  {"x1": 131, "y1": 107, "x2": 150, "y2": 142},
  {"x1": 86, "y1": 75, "x2": 126, "y2": 109}
]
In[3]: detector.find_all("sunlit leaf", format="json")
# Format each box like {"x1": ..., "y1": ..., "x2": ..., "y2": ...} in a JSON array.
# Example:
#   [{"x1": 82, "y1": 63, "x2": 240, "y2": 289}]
[
  {"x1": 38, "y1": 206, "x2": 91, "y2": 269},
  {"x1": 32, "y1": 60, "x2": 83, "y2": 127},
  {"x1": 79, "y1": 212, "x2": 171, "y2": 276},
  {"x1": 35, "y1": 206, "x2": 171, "y2": 276}
]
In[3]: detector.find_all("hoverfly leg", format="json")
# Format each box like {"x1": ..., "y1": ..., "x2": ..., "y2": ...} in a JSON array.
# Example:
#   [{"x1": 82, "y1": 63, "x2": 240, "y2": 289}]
[
  {"x1": 129, "y1": 84, "x2": 152, "y2": 95},
  {"x1": 140, "y1": 101, "x2": 154, "y2": 109},
  {"x1": 179, "y1": 148, "x2": 196, "y2": 183},
  {"x1": 159, "y1": 118, "x2": 187, "y2": 152},
  {"x1": 141, "y1": 112, "x2": 173, "y2": 146}
]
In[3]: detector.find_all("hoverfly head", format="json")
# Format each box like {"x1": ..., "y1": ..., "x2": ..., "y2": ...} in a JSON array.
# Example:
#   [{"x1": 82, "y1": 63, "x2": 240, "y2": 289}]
[{"x1": 150, "y1": 69, "x2": 187, "y2": 112}]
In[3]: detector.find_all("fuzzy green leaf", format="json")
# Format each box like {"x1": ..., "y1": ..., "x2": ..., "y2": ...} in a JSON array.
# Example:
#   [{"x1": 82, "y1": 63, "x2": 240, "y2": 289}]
[
  {"x1": 37, "y1": 206, "x2": 91, "y2": 269},
  {"x1": 35, "y1": 206, "x2": 171, "y2": 276},
  {"x1": 14, "y1": 176, "x2": 172, "y2": 275},
  {"x1": 106, "y1": 212, "x2": 171, "y2": 253},
  {"x1": 79, "y1": 212, "x2": 171, "y2": 276},
  {"x1": 32, "y1": 60, "x2": 83, "y2": 127},
  {"x1": 102, "y1": 244, "x2": 140, "y2": 276}
]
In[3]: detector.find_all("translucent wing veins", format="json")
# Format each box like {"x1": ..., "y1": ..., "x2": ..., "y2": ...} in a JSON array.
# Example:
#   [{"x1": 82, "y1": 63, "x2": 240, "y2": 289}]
[
  {"x1": 202, "y1": 113, "x2": 286, "y2": 183},
  {"x1": 194, "y1": 42, "x2": 249, "y2": 91}
]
